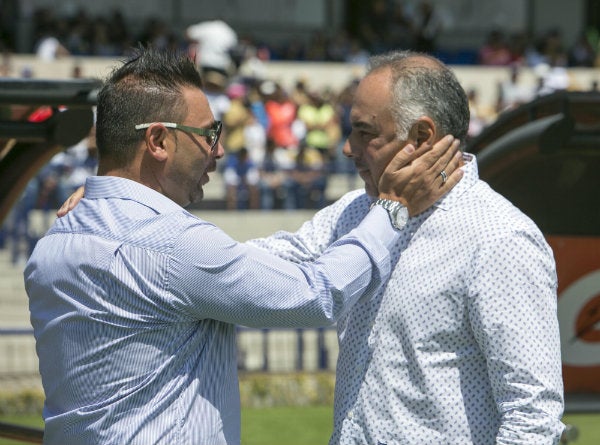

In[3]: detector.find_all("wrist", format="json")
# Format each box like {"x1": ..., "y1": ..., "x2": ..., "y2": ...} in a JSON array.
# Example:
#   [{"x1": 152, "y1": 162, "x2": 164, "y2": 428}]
[
  {"x1": 377, "y1": 193, "x2": 408, "y2": 207},
  {"x1": 371, "y1": 198, "x2": 409, "y2": 230}
]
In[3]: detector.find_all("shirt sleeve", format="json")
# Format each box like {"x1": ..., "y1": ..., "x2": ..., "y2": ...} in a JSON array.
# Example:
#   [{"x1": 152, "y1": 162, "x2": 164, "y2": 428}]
[
  {"x1": 247, "y1": 190, "x2": 362, "y2": 262},
  {"x1": 467, "y1": 228, "x2": 565, "y2": 444},
  {"x1": 169, "y1": 205, "x2": 398, "y2": 328}
]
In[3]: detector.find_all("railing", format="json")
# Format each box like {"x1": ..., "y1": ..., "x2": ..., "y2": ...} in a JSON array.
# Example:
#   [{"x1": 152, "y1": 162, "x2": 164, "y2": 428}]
[
  {"x1": 0, "y1": 326, "x2": 339, "y2": 444},
  {"x1": 236, "y1": 327, "x2": 338, "y2": 372},
  {"x1": 0, "y1": 326, "x2": 339, "y2": 381},
  {"x1": 0, "y1": 329, "x2": 39, "y2": 379}
]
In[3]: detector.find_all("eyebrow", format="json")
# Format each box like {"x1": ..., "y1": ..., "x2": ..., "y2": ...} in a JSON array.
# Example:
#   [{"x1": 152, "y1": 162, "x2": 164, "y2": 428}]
[{"x1": 351, "y1": 120, "x2": 376, "y2": 131}]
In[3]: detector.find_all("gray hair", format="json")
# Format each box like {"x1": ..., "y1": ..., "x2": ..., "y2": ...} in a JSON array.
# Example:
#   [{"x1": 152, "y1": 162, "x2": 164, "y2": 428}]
[{"x1": 367, "y1": 50, "x2": 470, "y2": 143}]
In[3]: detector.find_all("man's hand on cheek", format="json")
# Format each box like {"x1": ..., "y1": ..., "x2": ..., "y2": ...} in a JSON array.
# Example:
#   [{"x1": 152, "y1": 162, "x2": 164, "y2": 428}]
[{"x1": 378, "y1": 135, "x2": 463, "y2": 216}]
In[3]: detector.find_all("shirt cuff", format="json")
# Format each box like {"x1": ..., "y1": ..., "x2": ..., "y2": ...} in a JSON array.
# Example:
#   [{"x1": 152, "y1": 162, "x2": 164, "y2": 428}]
[{"x1": 361, "y1": 204, "x2": 401, "y2": 250}]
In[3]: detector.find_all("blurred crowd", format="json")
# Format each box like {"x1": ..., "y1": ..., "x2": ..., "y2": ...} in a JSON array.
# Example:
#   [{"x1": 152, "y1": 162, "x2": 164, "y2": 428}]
[
  {"x1": 3, "y1": 47, "x2": 591, "y2": 265},
  {"x1": 2, "y1": 0, "x2": 600, "y2": 265},
  {"x1": 0, "y1": 1, "x2": 600, "y2": 68}
]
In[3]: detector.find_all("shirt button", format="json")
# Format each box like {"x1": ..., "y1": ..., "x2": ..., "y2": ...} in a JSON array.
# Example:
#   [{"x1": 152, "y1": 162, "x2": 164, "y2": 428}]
[{"x1": 347, "y1": 411, "x2": 354, "y2": 419}]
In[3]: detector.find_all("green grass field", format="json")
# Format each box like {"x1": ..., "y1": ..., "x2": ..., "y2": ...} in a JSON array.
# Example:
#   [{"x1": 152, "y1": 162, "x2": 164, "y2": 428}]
[{"x1": 1, "y1": 408, "x2": 599, "y2": 444}]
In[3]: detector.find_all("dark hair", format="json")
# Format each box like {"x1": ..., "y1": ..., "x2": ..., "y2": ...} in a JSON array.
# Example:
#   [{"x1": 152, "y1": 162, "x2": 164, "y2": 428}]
[
  {"x1": 367, "y1": 50, "x2": 470, "y2": 143},
  {"x1": 95, "y1": 46, "x2": 204, "y2": 166}
]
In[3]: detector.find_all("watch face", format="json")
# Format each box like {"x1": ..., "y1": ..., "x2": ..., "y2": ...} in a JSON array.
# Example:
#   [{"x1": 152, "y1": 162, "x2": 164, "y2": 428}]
[
  {"x1": 393, "y1": 205, "x2": 409, "y2": 229},
  {"x1": 374, "y1": 199, "x2": 408, "y2": 230}
]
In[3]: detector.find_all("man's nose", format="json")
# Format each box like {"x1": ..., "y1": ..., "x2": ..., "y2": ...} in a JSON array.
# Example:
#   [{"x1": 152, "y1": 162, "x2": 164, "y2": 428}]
[
  {"x1": 214, "y1": 141, "x2": 225, "y2": 159},
  {"x1": 342, "y1": 139, "x2": 353, "y2": 158}
]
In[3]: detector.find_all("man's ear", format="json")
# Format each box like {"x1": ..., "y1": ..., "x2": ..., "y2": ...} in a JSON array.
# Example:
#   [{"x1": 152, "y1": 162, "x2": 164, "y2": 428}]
[
  {"x1": 144, "y1": 125, "x2": 170, "y2": 162},
  {"x1": 408, "y1": 116, "x2": 436, "y2": 146}
]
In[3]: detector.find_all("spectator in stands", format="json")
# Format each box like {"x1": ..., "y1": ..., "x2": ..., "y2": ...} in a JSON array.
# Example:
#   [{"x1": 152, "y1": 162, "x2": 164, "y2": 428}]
[
  {"x1": 506, "y1": 31, "x2": 531, "y2": 66},
  {"x1": 30, "y1": 47, "x2": 464, "y2": 445},
  {"x1": 223, "y1": 84, "x2": 252, "y2": 152},
  {"x1": 388, "y1": 1, "x2": 415, "y2": 51},
  {"x1": 297, "y1": 89, "x2": 341, "y2": 163},
  {"x1": 535, "y1": 64, "x2": 571, "y2": 96},
  {"x1": 31, "y1": 8, "x2": 70, "y2": 58},
  {"x1": 246, "y1": 83, "x2": 270, "y2": 132},
  {"x1": 333, "y1": 78, "x2": 359, "y2": 186},
  {"x1": 258, "y1": 138, "x2": 294, "y2": 210},
  {"x1": 0, "y1": 49, "x2": 12, "y2": 76},
  {"x1": 344, "y1": 38, "x2": 371, "y2": 65},
  {"x1": 223, "y1": 147, "x2": 260, "y2": 210},
  {"x1": 290, "y1": 79, "x2": 311, "y2": 107},
  {"x1": 358, "y1": 0, "x2": 394, "y2": 54},
  {"x1": 0, "y1": 0, "x2": 18, "y2": 52},
  {"x1": 35, "y1": 27, "x2": 70, "y2": 61},
  {"x1": 496, "y1": 64, "x2": 535, "y2": 113},
  {"x1": 140, "y1": 17, "x2": 175, "y2": 52},
  {"x1": 284, "y1": 140, "x2": 328, "y2": 209},
  {"x1": 106, "y1": 9, "x2": 131, "y2": 55},
  {"x1": 63, "y1": 11, "x2": 92, "y2": 56},
  {"x1": 262, "y1": 80, "x2": 300, "y2": 149},
  {"x1": 186, "y1": 18, "x2": 238, "y2": 78},
  {"x1": 325, "y1": 30, "x2": 353, "y2": 62},
  {"x1": 539, "y1": 28, "x2": 568, "y2": 67},
  {"x1": 525, "y1": 29, "x2": 568, "y2": 69},
  {"x1": 305, "y1": 31, "x2": 328, "y2": 61},
  {"x1": 568, "y1": 31, "x2": 596, "y2": 67},
  {"x1": 409, "y1": 0, "x2": 444, "y2": 54},
  {"x1": 467, "y1": 88, "x2": 495, "y2": 139},
  {"x1": 203, "y1": 69, "x2": 232, "y2": 122},
  {"x1": 478, "y1": 29, "x2": 512, "y2": 66},
  {"x1": 221, "y1": 82, "x2": 269, "y2": 168},
  {"x1": 90, "y1": 18, "x2": 120, "y2": 56}
]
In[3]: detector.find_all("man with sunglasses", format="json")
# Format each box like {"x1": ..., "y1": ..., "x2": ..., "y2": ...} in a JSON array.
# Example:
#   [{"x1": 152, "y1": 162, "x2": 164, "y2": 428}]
[{"x1": 25, "y1": 47, "x2": 462, "y2": 445}]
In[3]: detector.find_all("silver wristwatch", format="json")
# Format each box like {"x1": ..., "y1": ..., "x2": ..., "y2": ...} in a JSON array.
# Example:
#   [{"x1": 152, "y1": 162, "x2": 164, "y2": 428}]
[{"x1": 372, "y1": 198, "x2": 409, "y2": 230}]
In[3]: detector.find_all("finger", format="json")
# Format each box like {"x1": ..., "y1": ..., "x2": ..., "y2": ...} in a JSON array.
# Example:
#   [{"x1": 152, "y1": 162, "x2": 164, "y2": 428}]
[
  {"x1": 434, "y1": 149, "x2": 463, "y2": 188},
  {"x1": 56, "y1": 186, "x2": 85, "y2": 217},
  {"x1": 443, "y1": 146, "x2": 464, "y2": 177},
  {"x1": 431, "y1": 140, "x2": 461, "y2": 178},
  {"x1": 440, "y1": 161, "x2": 464, "y2": 190},
  {"x1": 417, "y1": 138, "x2": 459, "y2": 188},
  {"x1": 418, "y1": 135, "x2": 455, "y2": 169},
  {"x1": 429, "y1": 138, "x2": 460, "y2": 174},
  {"x1": 56, "y1": 197, "x2": 72, "y2": 217},
  {"x1": 384, "y1": 143, "x2": 416, "y2": 173}
]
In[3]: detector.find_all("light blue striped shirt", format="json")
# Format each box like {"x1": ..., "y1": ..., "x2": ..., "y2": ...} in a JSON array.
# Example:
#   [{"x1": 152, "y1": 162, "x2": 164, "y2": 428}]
[{"x1": 24, "y1": 175, "x2": 400, "y2": 445}]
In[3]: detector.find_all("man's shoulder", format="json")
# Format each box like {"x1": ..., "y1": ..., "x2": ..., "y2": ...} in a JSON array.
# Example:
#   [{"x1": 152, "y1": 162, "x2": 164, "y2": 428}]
[
  {"x1": 463, "y1": 179, "x2": 545, "y2": 237},
  {"x1": 53, "y1": 195, "x2": 201, "y2": 253}
]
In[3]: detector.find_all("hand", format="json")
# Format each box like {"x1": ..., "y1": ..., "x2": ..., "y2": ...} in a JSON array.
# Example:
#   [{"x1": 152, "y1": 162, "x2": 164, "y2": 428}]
[
  {"x1": 56, "y1": 185, "x2": 85, "y2": 217},
  {"x1": 378, "y1": 135, "x2": 463, "y2": 216}
]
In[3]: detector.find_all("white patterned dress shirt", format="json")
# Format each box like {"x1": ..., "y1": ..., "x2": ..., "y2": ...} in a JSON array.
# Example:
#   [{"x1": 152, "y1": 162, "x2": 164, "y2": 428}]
[
  {"x1": 24, "y1": 175, "x2": 401, "y2": 445},
  {"x1": 250, "y1": 155, "x2": 565, "y2": 444}
]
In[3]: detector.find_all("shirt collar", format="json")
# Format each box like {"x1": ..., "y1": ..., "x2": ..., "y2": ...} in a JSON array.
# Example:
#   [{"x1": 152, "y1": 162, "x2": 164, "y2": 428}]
[
  {"x1": 84, "y1": 176, "x2": 184, "y2": 214},
  {"x1": 433, "y1": 153, "x2": 479, "y2": 211}
]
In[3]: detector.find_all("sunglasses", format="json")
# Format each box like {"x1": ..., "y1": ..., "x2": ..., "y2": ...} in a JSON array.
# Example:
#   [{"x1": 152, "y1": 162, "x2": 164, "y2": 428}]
[{"x1": 135, "y1": 121, "x2": 222, "y2": 152}]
